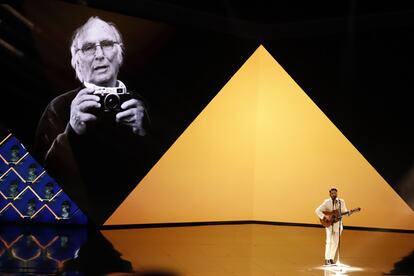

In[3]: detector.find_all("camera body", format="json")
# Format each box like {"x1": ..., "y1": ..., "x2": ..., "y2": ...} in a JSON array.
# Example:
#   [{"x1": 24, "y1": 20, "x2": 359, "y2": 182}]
[{"x1": 93, "y1": 86, "x2": 131, "y2": 112}]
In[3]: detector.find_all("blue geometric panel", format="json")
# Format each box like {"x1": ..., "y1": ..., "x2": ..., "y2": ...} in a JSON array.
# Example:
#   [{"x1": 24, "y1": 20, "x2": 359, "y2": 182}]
[
  {"x1": 0, "y1": 131, "x2": 88, "y2": 225},
  {"x1": 0, "y1": 135, "x2": 27, "y2": 165},
  {"x1": 13, "y1": 154, "x2": 45, "y2": 183},
  {"x1": 0, "y1": 175, "x2": 25, "y2": 200},
  {"x1": 0, "y1": 158, "x2": 8, "y2": 175}
]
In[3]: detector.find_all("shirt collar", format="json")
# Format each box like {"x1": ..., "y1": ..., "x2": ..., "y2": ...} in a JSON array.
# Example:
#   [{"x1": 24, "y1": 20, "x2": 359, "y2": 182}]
[{"x1": 84, "y1": 80, "x2": 126, "y2": 90}]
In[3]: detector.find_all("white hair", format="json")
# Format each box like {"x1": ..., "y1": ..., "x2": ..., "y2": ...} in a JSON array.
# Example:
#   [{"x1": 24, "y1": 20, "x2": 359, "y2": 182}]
[{"x1": 70, "y1": 16, "x2": 124, "y2": 82}]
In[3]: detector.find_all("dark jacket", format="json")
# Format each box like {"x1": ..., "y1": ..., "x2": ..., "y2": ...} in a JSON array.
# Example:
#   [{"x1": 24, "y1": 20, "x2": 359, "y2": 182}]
[{"x1": 34, "y1": 87, "x2": 151, "y2": 225}]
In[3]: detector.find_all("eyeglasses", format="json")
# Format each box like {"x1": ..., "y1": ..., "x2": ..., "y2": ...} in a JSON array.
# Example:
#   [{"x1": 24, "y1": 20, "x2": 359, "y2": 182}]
[{"x1": 76, "y1": 40, "x2": 120, "y2": 56}]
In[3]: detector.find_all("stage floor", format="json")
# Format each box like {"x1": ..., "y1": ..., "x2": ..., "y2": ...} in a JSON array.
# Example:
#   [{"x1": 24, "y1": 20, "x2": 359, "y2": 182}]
[
  {"x1": 101, "y1": 224, "x2": 414, "y2": 276},
  {"x1": 1, "y1": 223, "x2": 413, "y2": 275}
]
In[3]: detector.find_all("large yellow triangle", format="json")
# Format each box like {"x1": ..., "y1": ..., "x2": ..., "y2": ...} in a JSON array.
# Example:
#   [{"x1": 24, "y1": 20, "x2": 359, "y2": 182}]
[{"x1": 106, "y1": 45, "x2": 414, "y2": 230}]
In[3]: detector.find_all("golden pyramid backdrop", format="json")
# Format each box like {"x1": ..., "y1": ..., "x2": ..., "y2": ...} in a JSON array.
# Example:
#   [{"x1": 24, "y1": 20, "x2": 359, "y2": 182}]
[{"x1": 106, "y1": 45, "x2": 414, "y2": 230}]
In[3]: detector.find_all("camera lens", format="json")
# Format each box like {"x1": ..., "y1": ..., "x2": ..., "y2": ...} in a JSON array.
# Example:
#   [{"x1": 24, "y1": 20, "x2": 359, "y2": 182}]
[{"x1": 104, "y1": 94, "x2": 120, "y2": 110}]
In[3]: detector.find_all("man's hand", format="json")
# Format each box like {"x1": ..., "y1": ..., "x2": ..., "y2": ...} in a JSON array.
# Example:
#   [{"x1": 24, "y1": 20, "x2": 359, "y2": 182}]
[
  {"x1": 69, "y1": 88, "x2": 100, "y2": 135},
  {"x1": 115, "y1": 98, "x2": 146, "y2": 136}
]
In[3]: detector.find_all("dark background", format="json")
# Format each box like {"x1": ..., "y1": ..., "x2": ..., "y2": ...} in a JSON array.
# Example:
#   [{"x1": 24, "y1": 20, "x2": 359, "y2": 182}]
[{"x1": 1, "y1": 0, "x2": 414, "y2": 216}]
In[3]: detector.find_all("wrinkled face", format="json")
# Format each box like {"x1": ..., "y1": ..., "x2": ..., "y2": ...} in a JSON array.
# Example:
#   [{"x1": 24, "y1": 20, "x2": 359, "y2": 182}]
[
  {"x1": 76, "y1": 20, "x2": 121, "y2": 87},
  {"x1": 329, "y1": 190, "x2": 337, "y2": 200}
]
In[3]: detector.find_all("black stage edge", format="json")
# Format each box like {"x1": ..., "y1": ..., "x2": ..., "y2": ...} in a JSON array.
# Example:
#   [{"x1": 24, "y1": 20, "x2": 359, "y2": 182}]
[{"x1": 99, "y1": 220, "x2": 414, "y2": 234}]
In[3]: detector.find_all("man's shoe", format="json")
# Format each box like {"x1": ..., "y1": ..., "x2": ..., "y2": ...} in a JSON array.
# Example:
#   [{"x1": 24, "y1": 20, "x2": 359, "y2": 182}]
[
  {"x1": 324, "y1": 260, "x2": 331, "y2": 266},
  {"x1": 329, "y1": 259, "x2": 335, "y2": 265}
]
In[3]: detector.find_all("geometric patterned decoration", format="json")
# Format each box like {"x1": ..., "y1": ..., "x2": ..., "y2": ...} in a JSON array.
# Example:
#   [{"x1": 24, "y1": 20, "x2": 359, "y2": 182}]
[
  {"x1": 0, "y1": 131, "x2": 87, "y2": 225},
  {"x1": 0, "y1": 225, "x2": 87, "y2": 274}
]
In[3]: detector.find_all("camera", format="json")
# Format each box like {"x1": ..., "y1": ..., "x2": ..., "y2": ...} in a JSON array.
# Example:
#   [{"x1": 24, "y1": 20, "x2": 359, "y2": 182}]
[{"x1": 93, "y1": 86, "x2": 131, "y2": 112}]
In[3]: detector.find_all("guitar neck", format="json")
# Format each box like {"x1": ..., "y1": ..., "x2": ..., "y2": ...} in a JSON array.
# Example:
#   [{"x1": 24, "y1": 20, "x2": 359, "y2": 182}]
[
  {"x1": 340, "y1": 208, "x2": 360, "y2": 217},
  {"x1": 341, "y1": 211, "x2": 350, "y2": 216}
]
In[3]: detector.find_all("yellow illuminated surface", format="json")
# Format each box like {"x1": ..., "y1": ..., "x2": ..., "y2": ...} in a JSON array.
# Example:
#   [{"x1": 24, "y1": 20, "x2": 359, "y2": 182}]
[
  {"x1": 103, "y1": 224, "x2": 414, "y2": 275},
  {"x1": 106, "y1": 45, "x2": 414, "y2": 230}
]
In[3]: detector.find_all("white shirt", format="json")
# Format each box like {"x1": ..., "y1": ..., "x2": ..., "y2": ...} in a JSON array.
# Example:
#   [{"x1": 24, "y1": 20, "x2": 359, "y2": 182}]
[{"x1": 315, "y1": 198, "x2": 348, "y2": 231}]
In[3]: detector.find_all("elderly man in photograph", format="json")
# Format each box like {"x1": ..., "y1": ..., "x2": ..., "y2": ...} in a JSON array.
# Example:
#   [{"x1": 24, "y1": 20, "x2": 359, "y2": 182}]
[{"x1": 34, "y1": 16, "x2": 150, "y2": 224}]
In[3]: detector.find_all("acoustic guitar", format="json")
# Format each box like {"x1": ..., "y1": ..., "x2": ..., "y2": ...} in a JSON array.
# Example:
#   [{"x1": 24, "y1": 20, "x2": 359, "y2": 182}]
[{"x1": 320, "y1": 207, "x2": 361, "y2": 227}]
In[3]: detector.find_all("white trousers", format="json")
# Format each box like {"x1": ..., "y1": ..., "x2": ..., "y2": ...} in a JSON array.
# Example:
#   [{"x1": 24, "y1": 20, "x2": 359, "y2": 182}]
[{"x1": 325, "y1": 226, "x2": 342, "y2": 260}]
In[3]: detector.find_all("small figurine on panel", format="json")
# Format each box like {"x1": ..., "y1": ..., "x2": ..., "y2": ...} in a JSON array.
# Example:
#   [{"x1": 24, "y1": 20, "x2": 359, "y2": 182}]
[
  {"x1": 27, "y1": 163, "x2": 37, "y2": 182},
  {"x1": 8, "y1": 180, "x2": 19, "y2": 199},
  {"x1": 26, "y1": 199, "x2": 37, "y2": 217},
  {"x1": 10, "y1": 145, "x2": 20, "y2": 163},
  {"x1": 44, "y1": 182, "x2": 55, "y2": 200},
  {"x1": 61, "y1": 201, "x2": 71, "y2": 219}
]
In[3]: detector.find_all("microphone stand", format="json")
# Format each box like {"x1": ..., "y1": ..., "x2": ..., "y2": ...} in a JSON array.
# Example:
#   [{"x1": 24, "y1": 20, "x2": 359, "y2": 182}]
[{"x1": 336, "y1": 198, "x2": 342, "y2": 266}]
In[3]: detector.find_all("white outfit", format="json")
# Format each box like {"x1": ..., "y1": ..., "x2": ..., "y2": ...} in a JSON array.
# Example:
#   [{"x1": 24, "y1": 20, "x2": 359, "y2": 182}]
[{"x1": 315, "y1": 198, "x2": 348, "y2": 261}]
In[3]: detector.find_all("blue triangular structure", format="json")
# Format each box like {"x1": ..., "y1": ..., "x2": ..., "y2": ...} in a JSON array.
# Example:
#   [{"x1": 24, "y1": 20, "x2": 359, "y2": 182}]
[{"x1": 0, "y1": 130, "x2": 87, "y2": 225}]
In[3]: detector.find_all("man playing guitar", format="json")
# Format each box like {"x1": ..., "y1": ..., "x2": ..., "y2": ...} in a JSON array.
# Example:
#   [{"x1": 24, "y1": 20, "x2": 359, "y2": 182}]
[{"x1": 315, "y1": 187, "x2": 350, "y2": 266}]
